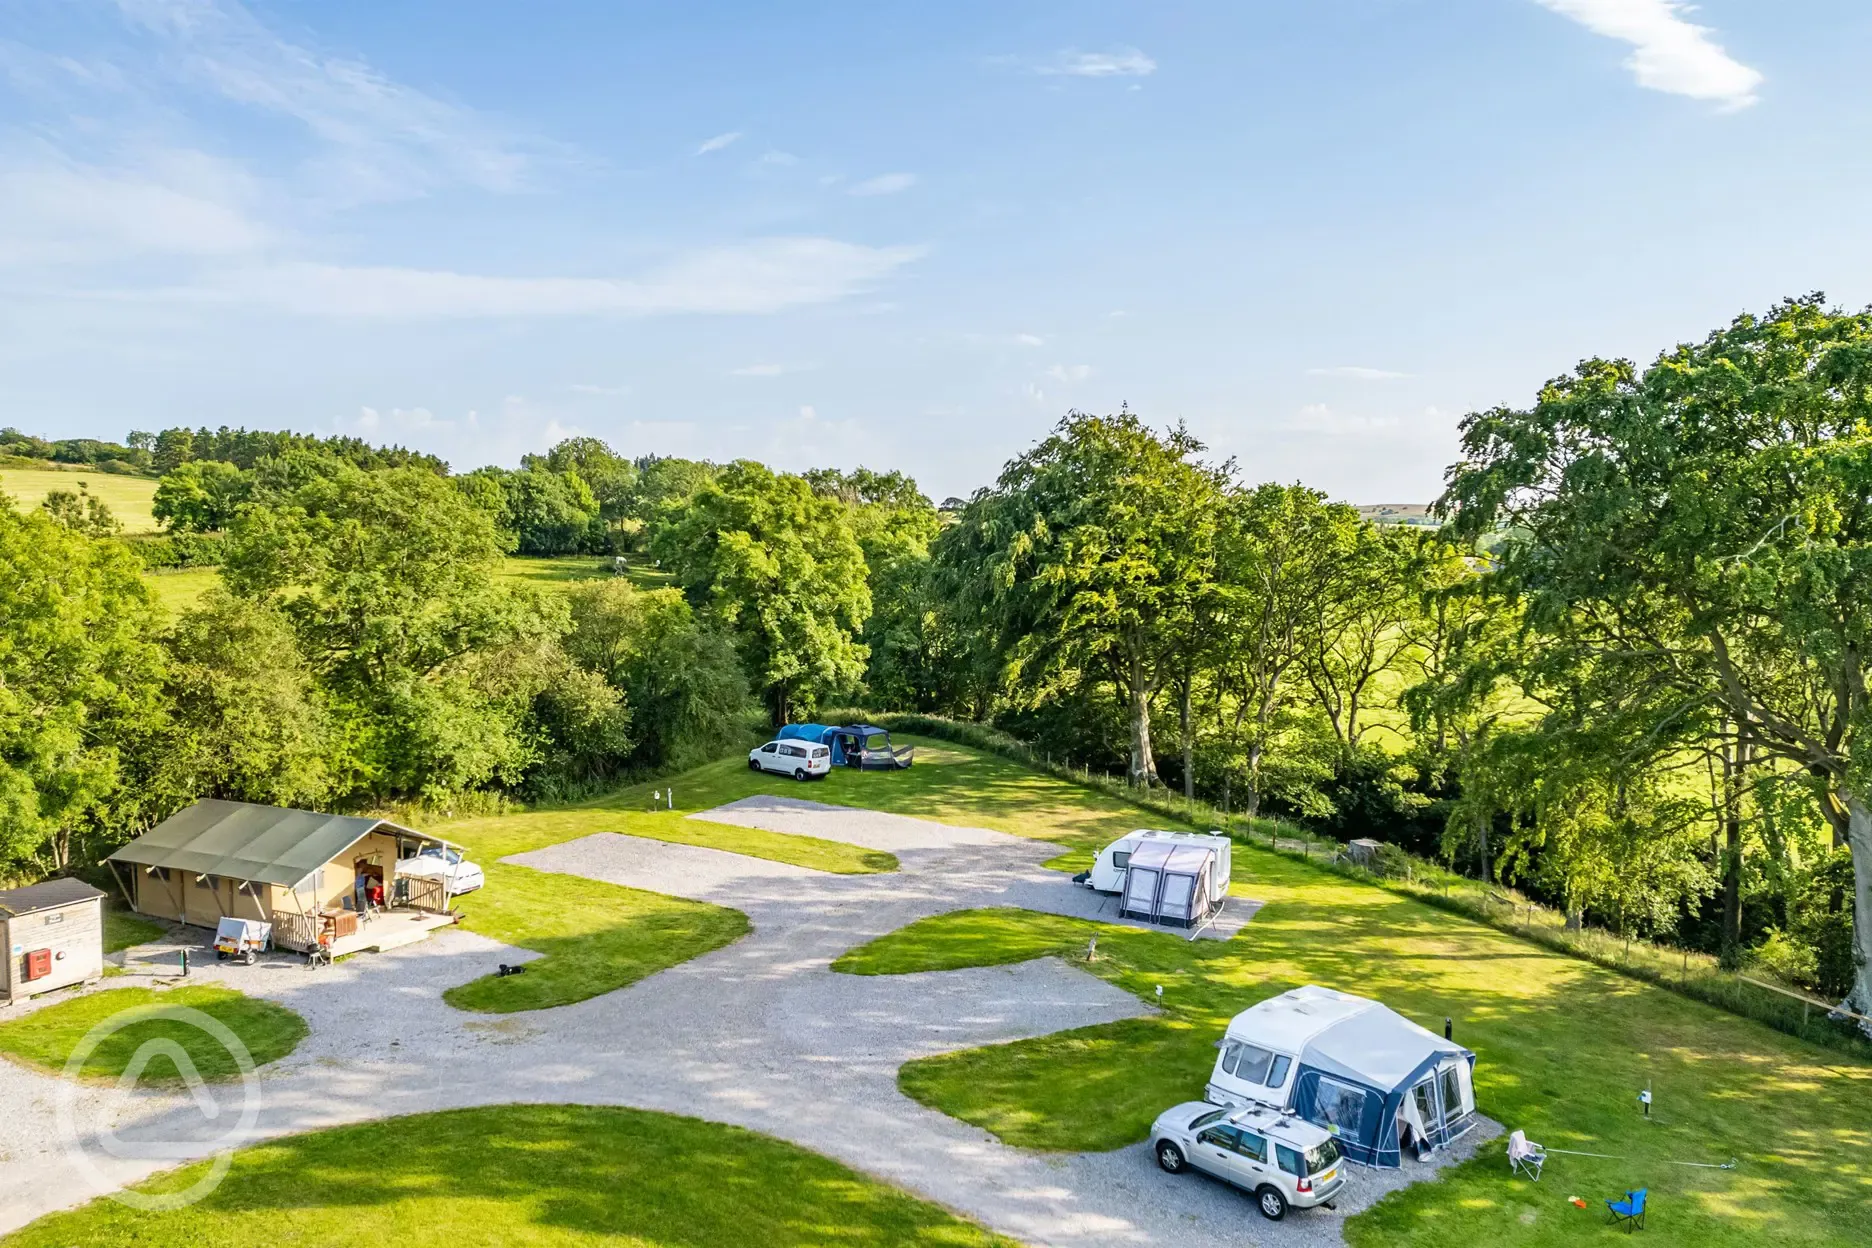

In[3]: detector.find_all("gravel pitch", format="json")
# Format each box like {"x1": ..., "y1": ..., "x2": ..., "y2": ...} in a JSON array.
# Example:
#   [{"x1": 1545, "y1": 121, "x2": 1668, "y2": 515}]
[{"x1": 0, "y1": 795, "x2": 1489, "y2": 1248}]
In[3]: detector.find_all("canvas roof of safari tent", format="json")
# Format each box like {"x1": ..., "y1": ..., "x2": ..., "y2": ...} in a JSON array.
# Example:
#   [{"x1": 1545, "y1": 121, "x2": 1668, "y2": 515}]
[{"x1": 106, "y1": 799, "x2": 449, "y2": 888}]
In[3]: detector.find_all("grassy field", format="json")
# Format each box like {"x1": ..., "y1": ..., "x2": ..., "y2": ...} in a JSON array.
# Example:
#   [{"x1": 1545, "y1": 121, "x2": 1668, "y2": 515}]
[
  {"x1": 140, "y1": 556, "x2": 675, "y2": 614},
  {"x1": 102, "y1": 910, "x2": 167, "y2": 953},
  {"x1": 0, "y1": 466, "x2": 160, "y2": 533},
  {"x1": 443, "y1": 864, "x2": 750, "y2": 1013},
  {"x1": 0, "y1": 986, "x2": 306, "y2": 1082},
  {"x1": 836, "y1": 844, "x2": 1872, "y2": 1245},
  {"x1": 0, "y1": 1104, "x2": 1020, "y2": 1247}
]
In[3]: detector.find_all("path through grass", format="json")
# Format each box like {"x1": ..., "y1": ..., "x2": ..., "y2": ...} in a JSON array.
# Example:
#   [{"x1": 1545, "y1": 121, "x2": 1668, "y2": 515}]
[
  {"x1": 0, "y1": 1104, "x2": 1019, "y2": 1247},
  {"x1": 0, "y1": 985, "x2": 305, "y2": 1081}
]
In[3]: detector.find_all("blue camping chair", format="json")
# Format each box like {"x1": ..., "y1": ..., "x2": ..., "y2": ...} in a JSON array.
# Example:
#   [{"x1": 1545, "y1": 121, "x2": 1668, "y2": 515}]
[{"x1": 1606, "y1": 1188, "x2": 1647, "y2": 1232}]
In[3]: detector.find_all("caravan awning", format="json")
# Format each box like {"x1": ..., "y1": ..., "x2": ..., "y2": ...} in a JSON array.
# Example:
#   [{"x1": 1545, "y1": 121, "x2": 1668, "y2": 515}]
[{"x1": 106, "y1": 799, "x2": 441, "y2": 888}]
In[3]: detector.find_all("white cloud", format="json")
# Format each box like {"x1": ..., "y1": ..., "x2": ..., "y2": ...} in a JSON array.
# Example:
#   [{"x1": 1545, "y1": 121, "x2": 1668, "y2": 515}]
[
  {"x1": 110, "y1": 0, "x2": 554, "y2": 200},
  {"x1": 798, "y1": 405, "x2": 816, "y2": 420},
  {"x1": 568, "y1": 383, "x2": 629, "y2": 396},
  {"x1": 0, "y1": 152, "x2": 273, "y2": 265},
  {"x1": 1284, "y1": 403, "x2": 1401, "y2": 435},
  {"x1": 696, "y1": 130, "x2": 742, "y2": 155},
  {"x1": 847, "y1": 172, "x2": 916, "y2": 196},
  {"x1": 757, "y1": 149, "x2": 800, "y2": 167},
  {"x1": 1306, "y1": 365, "x2": 1412, "y2": 380},
  {"x1": 1014, "y1": 333, "x2": 1045, "y2": 347},
  {"x1": 159, "y1": 237, "x2": 925, "y2": 317},
  {"x1": 1044, "y1": 363, "x2": 1093, "y2": 383},
  {"x1": 1036, "y1": 47, "x2": 1156, "y2": 78},
  {"x1": 1535, "y1": 0, "x2": 1762, "y2": 108},
  {"x1": 731, "y1": 362, "x2": 813, "y2": 377}
]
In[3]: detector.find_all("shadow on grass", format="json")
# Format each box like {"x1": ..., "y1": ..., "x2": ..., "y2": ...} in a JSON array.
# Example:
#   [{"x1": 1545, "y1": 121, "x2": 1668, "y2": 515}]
[{"x1": 2, "y1": 1104, "x2": 1019, "y2": 1247}]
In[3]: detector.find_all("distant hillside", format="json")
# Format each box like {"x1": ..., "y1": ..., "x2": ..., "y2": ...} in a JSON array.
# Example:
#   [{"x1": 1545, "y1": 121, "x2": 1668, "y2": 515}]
[{"x1": 1356, "y1": 503, "x2": 1438, "y2": 526}]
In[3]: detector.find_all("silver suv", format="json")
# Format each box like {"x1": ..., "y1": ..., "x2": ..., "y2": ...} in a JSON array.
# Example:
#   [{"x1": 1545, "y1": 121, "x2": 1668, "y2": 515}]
[{"x1": 1149, "y1": 1101, "x2": 1347, "y2": 1220}]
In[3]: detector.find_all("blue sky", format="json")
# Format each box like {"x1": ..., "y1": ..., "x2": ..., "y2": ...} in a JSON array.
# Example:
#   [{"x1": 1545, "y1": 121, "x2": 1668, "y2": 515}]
[{"x1": 4, "y1": 1, "x2": 1870, "y2": 502}]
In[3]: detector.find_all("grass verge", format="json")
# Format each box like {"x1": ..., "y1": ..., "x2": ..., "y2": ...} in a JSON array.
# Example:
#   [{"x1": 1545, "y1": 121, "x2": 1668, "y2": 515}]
[
  {"x1": 0, "y1": 985, "x2": 306, "y2": 1081},
  {"x1": 0, "y1": 1103, "x2": 1019, "y2": 1247}
]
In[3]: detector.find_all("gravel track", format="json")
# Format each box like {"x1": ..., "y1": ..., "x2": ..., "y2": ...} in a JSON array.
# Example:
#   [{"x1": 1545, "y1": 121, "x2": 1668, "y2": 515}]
[{"x1": 0, "y1": 795, "x2": 1489, "y2": 1247}]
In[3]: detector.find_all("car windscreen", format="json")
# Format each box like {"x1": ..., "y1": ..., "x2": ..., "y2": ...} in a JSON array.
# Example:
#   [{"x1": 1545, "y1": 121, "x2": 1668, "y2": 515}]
[{"x1": 1187, "y1": 1109, "x2": 1227, "y2": 1132}]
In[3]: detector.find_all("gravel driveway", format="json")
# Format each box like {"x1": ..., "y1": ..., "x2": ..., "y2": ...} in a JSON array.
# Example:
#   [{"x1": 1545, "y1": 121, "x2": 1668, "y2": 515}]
[{"x1": 0, "y1": 795, "x2": 1492, "y2": 1246}]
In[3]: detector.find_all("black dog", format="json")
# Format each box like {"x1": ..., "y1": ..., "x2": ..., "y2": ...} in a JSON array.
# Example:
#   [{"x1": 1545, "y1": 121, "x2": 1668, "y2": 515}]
[{"x1": 495, "y1": 963, "x2": 528, "y2": 977}]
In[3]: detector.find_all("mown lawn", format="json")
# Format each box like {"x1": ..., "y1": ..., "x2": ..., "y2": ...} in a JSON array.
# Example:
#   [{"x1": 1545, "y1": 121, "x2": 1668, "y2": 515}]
[
  {"x1": 0, "y1": 986, "x2": 306, "y2": 1082},
  {"x1": 837, "y1": 839, "x2": 1872, "y2": 1247},
  {"x1": 0, "y1": 1104, "x2": 1020, "y2": 1248},
  {"x1": 102, "y1": 909, "x2": 167, "y2": 953},
  {"x1": 443, "y1": 865, "x2": 750, "y2": 1013}
]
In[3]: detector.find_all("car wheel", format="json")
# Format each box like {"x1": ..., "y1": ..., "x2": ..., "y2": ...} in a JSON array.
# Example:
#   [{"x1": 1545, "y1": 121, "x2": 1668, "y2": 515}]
[
  {"x1": 794, "y1": 768, "x2": 807, "y2": 781},
  {"x1": 749, "y1": 758, "x2": 762, "y2": 771},
  {"x1": 1255, "y1": 1186, "x2": 1288, "y2": 1221},
  {"x1": 1155, "y1": 1141, "x2": 1186, "y2": 1174},
  {"x1": 243, "y1": 950, "x2": 258, "y2": 966}
]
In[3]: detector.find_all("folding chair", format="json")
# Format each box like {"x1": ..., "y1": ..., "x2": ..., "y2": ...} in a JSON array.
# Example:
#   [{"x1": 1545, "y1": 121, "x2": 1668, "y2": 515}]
[
  {"x1": 1506, "y1": 1130, "x2": 1545, "y2": 1180},
  {"x1": 1606, "y1": 1188, "x2": 1647, "y2": 1232}
]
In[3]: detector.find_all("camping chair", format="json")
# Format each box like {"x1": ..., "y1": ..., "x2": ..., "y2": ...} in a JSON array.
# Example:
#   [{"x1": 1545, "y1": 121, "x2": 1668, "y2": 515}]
[
  {"x1": 1605, "y1": 1188, "x2": 1647, "y2": 1232},
  {"x1": 1506, "y1": 1130, "x2": 1545, "y2": 1180}
]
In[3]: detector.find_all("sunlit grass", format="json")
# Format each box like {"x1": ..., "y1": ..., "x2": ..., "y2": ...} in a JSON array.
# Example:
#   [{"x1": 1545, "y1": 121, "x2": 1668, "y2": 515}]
[
  {"x1": 0, "y1": 1104, "x2": 1020, "y2": 1247},
  {"x1": 829, "y1": 761, "x2": 1872, "y2": 1247},
  {"x1": 0, "y1": 986, "x2": 305, "y2": 1082}
]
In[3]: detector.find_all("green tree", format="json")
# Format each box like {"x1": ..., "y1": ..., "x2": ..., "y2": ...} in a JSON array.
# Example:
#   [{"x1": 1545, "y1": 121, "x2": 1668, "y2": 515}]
[
  {"x1": 0, "y1": 503, "x2": 164, "y2": 874},
  {"x1": 1441, "y1": 294, "x2": 1872, "y2": 1023},
  {"x1": 1211, "y1": 482, "x2": 1363, "y2": 815},
  {"x1": 153, "y1": 460, "x2": 250, "y2": 532},
  {"x1": 222, "y1": 464, "x2": 564, "y2": 800},
  {"x1": 654, "y1": 461, "x2": 870, "y2": 723},
  {"x1": 152, "y1": 589, "x2": 334, "y2": 808},
  {"x1": 564, "y1": 580, "x2": 750, "y2": 769},
  {"x1": 152, "y1": 427, "x2": 196, "y2": 473},
  {"x1": 939, "y1": 411, "x2": 1227, "y2": 785},
  {"x1": 40, "y1": 483, "x2": 121, "y2": 538}
]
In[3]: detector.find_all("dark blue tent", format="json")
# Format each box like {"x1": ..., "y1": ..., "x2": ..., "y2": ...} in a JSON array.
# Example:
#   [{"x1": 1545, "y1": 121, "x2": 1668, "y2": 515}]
[
  {"x1": 776, "y1": 723, "x2": 846, "y2": 765},
  {"x1": 774, "y1": 724, "x2": 914, "y2": 770}
]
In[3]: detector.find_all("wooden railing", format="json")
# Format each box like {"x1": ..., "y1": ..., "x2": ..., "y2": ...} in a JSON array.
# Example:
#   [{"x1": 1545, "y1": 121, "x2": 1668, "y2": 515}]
[
  {"x1": 272, "y1": 910, "x2": 319, "y2": 952},
  {"x1": 392, "y1": 874, "x2": 449, "y2": 914}
]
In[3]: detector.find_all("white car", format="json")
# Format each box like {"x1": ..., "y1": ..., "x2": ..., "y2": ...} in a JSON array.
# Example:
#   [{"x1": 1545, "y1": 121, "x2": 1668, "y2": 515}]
[
  {"x1": 749, "y1": 739, "x2": 832, "y2": 780},
  {"x1": 396, "y1": 845, "x2": 485, "y2": 896},
  {"x1": 1149, "y1": 1101, "x2": 1346, "y2": 1221}
]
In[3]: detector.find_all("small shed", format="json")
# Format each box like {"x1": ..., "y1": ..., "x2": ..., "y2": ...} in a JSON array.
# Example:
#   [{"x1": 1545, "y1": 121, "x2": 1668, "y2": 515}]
[{"x1": 1, "y1": 879, "x2": 106, "y2": 1004}]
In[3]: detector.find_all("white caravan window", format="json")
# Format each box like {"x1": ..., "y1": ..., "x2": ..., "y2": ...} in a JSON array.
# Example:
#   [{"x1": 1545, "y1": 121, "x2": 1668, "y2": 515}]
[{"x1": 1314, "y1": 1076, "x2": 1369, "y2": 1134}]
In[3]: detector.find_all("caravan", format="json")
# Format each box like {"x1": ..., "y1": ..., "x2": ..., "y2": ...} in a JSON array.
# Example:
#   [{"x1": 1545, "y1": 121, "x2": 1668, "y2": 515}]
[
  {"x1": 1077, "y1": 831, "x2": 1232, "y2": 930},
  {"x1": 1205, "y1": 985, "x2": 1476, "y2": 1168}
]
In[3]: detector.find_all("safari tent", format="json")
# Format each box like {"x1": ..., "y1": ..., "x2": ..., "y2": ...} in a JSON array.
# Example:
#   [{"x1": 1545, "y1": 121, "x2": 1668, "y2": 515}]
[
  {"x1": 1205, "y1": 985, "x2": 1476, "y2": 1168},
  {"x1": 106, "y1": 799, "x2": 464, "y2": 955}
]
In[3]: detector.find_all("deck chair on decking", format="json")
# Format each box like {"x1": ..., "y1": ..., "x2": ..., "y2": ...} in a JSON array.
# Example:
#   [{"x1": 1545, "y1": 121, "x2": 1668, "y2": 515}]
[
  {"x1": 1606, "y1": 1188, "x2": 1647, "y2": 1232},
  {"x1": 1506, "y1": 1130, "x2": 1545, "y2": 1180}
]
